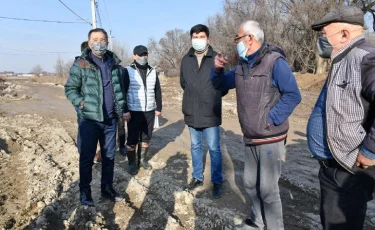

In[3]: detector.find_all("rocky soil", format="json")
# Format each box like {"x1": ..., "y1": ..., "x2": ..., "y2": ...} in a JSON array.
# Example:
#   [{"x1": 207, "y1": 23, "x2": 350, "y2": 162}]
[{"x1": 0, "y1": 76, "x2": 374, "y2": 230}]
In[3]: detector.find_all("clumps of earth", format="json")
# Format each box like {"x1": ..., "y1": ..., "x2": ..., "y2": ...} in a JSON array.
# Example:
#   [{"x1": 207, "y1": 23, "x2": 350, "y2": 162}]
[{"x1": 0, "y1": 79, "x2": 31, "y2": 100}]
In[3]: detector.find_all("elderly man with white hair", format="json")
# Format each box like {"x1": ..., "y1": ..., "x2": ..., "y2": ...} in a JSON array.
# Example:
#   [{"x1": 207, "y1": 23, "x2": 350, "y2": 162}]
[
  {"x1": 211, "y1": 20, "x2": 301, "y2": 229},
  {"x1": 308, "y1": 6, "x2": 375, "y2": 229}
]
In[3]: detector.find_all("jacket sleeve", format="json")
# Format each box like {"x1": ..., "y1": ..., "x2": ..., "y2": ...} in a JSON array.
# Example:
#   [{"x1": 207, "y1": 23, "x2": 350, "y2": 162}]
[
  {"x1": 210, "y1": 68, "x2": 236, "y2": 91},
  {"x1": 155, "y1": 72, "x2": 162, "y2": 112},
  {"x1": 122, "y1": 68, "x2": 130, "y2": 113},
  {"x1": 362, "y1": 52, "x2": 375, "y2": 158},
  {"x1": 64, "y1": 61, "x2": 84, "y2": 106},
  {"x1": 268, "y1": 58, "x2": 302, "y2": 126},
  {"x1": 180, "y1": 59, "x2": 185, "y2": 90}
]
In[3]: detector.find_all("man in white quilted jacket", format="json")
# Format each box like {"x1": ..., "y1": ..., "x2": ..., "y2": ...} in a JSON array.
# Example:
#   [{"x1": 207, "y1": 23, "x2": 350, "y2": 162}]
[{"x1": 122, "y1": 45, "x2": 162, "y2": 175}]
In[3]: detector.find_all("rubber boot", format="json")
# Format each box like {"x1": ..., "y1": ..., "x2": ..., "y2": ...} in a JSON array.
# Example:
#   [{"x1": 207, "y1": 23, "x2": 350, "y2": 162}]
[
  {"x1": 137, "y1": 145, "x2": 152, "y2": 170},
  {"x1": 127, "y1": 149, "x2": 137, "y2": 175}
]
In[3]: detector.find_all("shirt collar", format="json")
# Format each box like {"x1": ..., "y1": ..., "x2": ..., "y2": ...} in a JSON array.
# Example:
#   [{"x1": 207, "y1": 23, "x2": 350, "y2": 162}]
[{"x1": 331, "y1": 35, "x2": 364, "y2": 60}]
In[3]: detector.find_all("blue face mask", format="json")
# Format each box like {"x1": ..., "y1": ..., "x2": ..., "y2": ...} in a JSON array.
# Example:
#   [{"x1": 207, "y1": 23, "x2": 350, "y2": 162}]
[{"x1": 237, "y1": 41, "x2": 248, "y2": 60}]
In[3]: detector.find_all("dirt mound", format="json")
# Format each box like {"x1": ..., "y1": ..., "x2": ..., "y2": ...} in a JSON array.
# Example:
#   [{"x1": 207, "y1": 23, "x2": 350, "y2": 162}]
[
  {"x1": 295, "y1": 73, "x2": 327, "y2": 92},
  {"x1": 0, "y1": 79, "x2": 31, "y2": 100},
  {"x1": 0, "y1": 114, "x2": 243, "y2": 229}
]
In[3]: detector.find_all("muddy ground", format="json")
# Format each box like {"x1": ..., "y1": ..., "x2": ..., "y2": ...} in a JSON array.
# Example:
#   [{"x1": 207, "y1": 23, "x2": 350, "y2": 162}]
[{"x1": 0, "y1": 74, "x2": 374, "y2": 230}]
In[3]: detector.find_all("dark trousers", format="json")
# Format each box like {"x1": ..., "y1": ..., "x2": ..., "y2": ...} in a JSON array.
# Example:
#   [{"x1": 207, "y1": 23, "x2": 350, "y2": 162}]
[
  {"x1": 117, "y1": 117, "x2": 126, "y2": 148},
  {"x1": 127, "y1": 111, "x2": 155, "y2": 146},
  {"x1": 74, "y1": 106, "x2": 82, "y2": 153},
  {"x1": 319, "y1": 160, "x2": 374, "y2": 230},
  {"x1": 79, "y1": 118, "x2": 117, "y2": 191}
]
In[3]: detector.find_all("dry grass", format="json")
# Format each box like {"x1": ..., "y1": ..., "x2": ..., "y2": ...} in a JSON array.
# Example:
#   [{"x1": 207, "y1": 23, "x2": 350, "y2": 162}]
[
  {"x1": 294, "y1": 73, "x2": 327, "y2": 92},
  {"x1": 30, "y1": 76, "x2": 68, "y2": 86}
]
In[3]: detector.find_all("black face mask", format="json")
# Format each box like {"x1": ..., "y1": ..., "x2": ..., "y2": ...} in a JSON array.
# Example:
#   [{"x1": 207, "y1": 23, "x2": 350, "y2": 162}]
[{"x1": 317, "y1": 37, "x2": 333, "y2": 59}]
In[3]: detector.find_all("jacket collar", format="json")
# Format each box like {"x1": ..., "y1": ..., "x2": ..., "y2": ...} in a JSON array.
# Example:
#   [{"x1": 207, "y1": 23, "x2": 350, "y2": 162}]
[
  {"x1": 239, "y1": 43, "x2": 286, "y2": 68},
  {"x1": 130, "y1": 62, "x2": 153, "y2": 71},
  {"x1": 80, "y1": 48, "x2": 121, "y2": 66},
  {"x1": 332, "y1": 36, "x2": 365, "y2": 64}
]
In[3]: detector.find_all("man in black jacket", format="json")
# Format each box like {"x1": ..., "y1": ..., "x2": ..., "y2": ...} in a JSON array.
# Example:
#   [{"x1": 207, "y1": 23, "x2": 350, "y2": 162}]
[{"x1": 180, "y1": 24, "x2": 225, "y2": 199}]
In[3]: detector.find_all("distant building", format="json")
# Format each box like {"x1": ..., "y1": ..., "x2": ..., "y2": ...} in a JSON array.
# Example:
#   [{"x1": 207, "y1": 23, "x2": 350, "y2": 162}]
[
  {"x1": 21, "y1": 73, "x2": 36, "y2": 77},
  {"x1": 0, "y1": 71, "x2": 15, "y2": 76}
]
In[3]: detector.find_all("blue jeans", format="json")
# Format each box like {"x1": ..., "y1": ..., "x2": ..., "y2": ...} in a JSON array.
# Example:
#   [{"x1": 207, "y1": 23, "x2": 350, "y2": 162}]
[
  {"x1": 79, "y1": 118, "x2": 117, "y2": 191},
  {"x1": 188, "y1": 126, "x2": 223, "y2": 183}
]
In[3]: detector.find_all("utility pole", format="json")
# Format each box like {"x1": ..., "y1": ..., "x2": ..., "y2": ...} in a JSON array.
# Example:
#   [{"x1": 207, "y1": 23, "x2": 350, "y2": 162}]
[
  {"x1": 109, "y1": 30, "x2": 115, "y2": 50},
  {"x1": 91, "y1": 0, "x2": 96, "y2": 29}
]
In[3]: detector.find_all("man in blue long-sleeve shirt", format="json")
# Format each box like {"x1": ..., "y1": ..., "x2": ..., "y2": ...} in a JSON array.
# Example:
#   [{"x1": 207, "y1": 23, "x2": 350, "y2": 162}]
[{"x1": 211, "y1": 21, "x2": 301, "y2": 230}]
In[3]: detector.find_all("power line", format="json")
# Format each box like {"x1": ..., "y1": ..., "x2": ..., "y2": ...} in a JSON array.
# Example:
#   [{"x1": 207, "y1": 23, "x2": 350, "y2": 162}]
[
  {"x1": 0, "y1": 16, "x2": 87, "y2": 24},
  {"x1": 0, "y1": 52, "x2": 76, "y2": 55},
  {"x1": 96, "y1": 2, "x2": 103, "y2": 28},
  {"x1": 99, "y1": 0, "x2": 114, "y2": 49},
  {"x1": 57, "y1": 0, "x2": 91, "y2": 25},
  {"x1": 0, "y1": 46, "x2": 77, "y2": 54},
  {"x1": 102, "y1": 0, "x2": 112, "y2": 29}
]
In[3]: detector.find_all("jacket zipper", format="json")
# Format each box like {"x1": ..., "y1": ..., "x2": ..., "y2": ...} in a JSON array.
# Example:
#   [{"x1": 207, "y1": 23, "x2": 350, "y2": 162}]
[
  {"x1": 85, "y1": 57, "x2": 121, "y2": 121},
  {"x1": 145, "y1": 67, "x2": 154, "y2": 111},
  {"x1": 134, "y1": 65, "x2": 148, "y2": 112}
]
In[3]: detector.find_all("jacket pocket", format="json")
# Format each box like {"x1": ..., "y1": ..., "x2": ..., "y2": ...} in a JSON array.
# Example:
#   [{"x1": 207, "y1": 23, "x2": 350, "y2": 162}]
[
  {"x1": 332, "y1": 74, "x2": 352, "y2": 101},
  {"x1": 182, "y1": 91, "x2": 192, "y2": 115},
  {"x1": 203, "y1": 90, "x2": 220, "y2": 117}
]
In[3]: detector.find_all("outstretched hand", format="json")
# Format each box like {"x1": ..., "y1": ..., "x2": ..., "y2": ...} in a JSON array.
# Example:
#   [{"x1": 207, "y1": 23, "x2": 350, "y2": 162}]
[{"x1": 214, "y1": 52, "x2": 228, "y2": 72}]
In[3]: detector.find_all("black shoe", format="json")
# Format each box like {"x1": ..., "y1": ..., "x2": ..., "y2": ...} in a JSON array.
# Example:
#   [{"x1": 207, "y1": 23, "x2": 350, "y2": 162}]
[
  {"x1": 185, "y1": 178, "x2": 203, "y2": 191},
  {"x1": 120, "y1": 147, "x2": 127, "y2": 156},
  {"x1": 212, "y1": 183, "x2": 223, "y2": 199},
  {"x1": 244, "y1": 218, "x2": 260, "y2": 228},
  {"x1": 80, "y1": 188, "x2": 94, "y2": 206},
  {"x1": 233, "y1": 219, "x2": 261, "y2": 230},
  {"x1": 101, "y1": 185, "x2": 123, "y2": 202},
  {"x1": 128, "y1": 163, "x2": 137, "y2": 175}
]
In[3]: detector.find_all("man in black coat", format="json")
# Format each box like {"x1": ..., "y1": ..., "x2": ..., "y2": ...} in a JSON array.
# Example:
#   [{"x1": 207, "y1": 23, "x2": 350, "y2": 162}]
[{"x1": 180, "y1": 24, "x2": 226, "y2": 199}]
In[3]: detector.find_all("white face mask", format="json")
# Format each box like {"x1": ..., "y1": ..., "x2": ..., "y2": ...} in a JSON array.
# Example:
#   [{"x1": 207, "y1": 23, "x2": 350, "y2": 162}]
[{"x1": 192, "y1": 39, "x2": 207, "y2": 51}]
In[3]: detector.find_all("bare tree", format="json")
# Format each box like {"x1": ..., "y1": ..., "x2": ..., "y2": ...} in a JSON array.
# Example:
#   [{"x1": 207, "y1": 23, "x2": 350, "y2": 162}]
[
  {"x1": 148, "y1": 29, "x2": 191, "y2": 77},
  {"x1": 365, "y1": 31, "x2": 375, "y2": 45},
  {"x1": 31, "y1": 65, "x2": 43, "y2": 77},
  {"x1": 207, "y1": 0, "x2": 364, "y2": 73},
  {"x1": 351, "y1": 0, "x2": 375, "y2": 30},
  {"x1": 54, "y1": 56, "x2": 65, "y2": 78},
  {"x1": 110, "y1": 41, "x2": 133, "y2": 66},
  {"x1": 64, "y1": 60, "x2": 74, "y2": 78},
  {"x1": 149, "y1": 0, "x2": 373, "y2": 75}
]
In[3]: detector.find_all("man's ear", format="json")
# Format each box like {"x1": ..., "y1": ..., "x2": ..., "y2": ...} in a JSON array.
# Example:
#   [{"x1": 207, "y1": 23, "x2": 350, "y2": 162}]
[{"x1": 342, "y1": 30, "x2": 350, "y2": 42}]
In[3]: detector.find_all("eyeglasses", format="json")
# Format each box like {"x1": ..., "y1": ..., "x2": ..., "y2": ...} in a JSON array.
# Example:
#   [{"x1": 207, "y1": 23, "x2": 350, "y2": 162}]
[
  {"x1": 318, "y1": 30, "x2": 343, "y2": 37},
  {"x1": 234, "y1": 34, "x2": 250, "y2": 44},
  {"x1": 318, "y1": 28, "x2": 363, "y2": 37}
]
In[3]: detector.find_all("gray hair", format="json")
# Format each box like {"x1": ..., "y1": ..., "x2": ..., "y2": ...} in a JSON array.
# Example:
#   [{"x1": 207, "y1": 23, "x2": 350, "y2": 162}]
[{"x1": 240, "y1": 21, "x2": 264, "y2": 42}]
